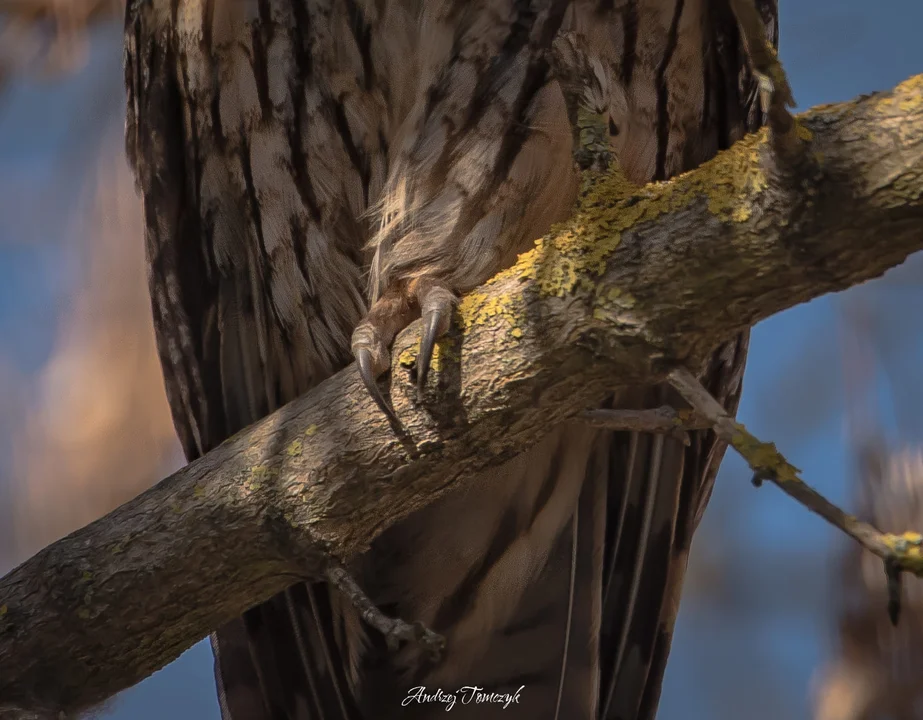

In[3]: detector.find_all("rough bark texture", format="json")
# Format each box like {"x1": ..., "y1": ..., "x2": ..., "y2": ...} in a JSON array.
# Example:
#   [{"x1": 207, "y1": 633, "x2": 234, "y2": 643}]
[{"x1": 2, "y1": 75, "x2": 923, "y2": 718}]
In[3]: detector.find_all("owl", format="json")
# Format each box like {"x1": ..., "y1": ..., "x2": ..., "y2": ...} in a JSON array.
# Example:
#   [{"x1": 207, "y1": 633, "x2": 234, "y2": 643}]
[{"x1": 125, "y1": 1, "x2": 776, "y2": 718}]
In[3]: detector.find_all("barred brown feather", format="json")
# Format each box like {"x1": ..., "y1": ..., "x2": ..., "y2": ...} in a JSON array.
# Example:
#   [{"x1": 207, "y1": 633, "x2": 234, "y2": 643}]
[{"x1": 124, "y1": 1, "x2": 775, "y2": 718}]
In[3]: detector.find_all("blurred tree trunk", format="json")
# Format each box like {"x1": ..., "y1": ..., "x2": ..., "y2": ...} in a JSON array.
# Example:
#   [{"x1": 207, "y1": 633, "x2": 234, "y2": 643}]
[
  {"x1": 814, "y1": 300, "x2": 923, "y2": 720},
  {"x1": 0, "y1": 8, "x2": 180, "y2": 567}
]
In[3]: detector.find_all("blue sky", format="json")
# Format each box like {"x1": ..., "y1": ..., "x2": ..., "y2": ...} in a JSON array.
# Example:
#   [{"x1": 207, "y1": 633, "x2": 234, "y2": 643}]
[{"x1": 2, "y1": 1, "x2": 923, "y2": 718}]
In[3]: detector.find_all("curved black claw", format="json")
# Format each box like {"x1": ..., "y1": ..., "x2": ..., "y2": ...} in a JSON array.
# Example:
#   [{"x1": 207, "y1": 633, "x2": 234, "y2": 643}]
[
  {"x1": 415, "y1": 285, "x2": 456, "y2": 403},
  {"x1": 416, "y1": 312, "x2": 442, "y2": 403},
  {"x1": 356, "y1": 346, "x2": 401, "y2": 428}
]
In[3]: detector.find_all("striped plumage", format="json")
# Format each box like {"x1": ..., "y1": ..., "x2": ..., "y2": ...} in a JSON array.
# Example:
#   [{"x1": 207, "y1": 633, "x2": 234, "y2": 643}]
[{"x1": 124, "y1": 1, "x2": 775, "y2": 718}]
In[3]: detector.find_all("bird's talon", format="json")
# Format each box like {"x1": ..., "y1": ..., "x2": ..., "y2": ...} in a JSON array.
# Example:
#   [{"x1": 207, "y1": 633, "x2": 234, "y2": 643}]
[
  {"x1": 353, "y1": 327, "x2": 401, "y2": 427},
  {"x1": 415, "y1": 284, "x2": 457, "y2": 403},
  {"x1": 414, "y1": 621, "x2": 446, "y2": 662},
  {"x1": 326, "y1": 563, "x2": 443, "y2": 657},
  {"x1": 416, "y1": 312, "x2": 443, "y2": 403},
  {"x1": 384, "y1": 626, "x2": 402, "y2": 652}
]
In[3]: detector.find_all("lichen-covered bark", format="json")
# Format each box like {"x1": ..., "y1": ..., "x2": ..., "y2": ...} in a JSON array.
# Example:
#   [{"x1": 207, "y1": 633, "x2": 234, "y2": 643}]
[{"x1": 2, "y1": 75, "x2": 923, "y2": 719}]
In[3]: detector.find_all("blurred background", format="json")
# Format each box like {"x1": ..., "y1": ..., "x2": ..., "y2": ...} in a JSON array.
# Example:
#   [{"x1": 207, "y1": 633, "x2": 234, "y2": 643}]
[{"x1": 1, "y1": 1, "x2": 923, "y2": 718}]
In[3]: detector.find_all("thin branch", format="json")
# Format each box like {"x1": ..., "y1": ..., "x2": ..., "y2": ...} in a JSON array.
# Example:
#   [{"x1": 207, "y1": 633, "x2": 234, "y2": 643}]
[
  {"x1": 2, "y1": 74, "x2": 923, "y2": 718},
  {"x1": 668, "y1": 367, "x2": 923, "y2": 579},
  {"x1": 580, "y1": 406, "x2": 711, "y2": 445}
]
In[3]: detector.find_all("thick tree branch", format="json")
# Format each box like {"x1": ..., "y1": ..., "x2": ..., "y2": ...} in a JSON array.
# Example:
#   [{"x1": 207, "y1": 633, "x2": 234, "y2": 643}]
[{"x1": 2, "y1": 75, "x2": 923, "y2": 718}]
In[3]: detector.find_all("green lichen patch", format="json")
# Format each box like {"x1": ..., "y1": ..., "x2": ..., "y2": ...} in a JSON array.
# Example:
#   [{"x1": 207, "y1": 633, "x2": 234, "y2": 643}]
[{"x1": 243, "y1": 464, "x2": 278, "y2": 493}]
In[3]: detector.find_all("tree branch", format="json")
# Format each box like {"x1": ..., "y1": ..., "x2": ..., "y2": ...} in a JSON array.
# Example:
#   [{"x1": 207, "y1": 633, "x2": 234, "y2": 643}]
[
  {"x1": 667, "y1": 369, "x2": 923, "y2": 582},
  {"x1": 2, "y1": 75, "x2": 923, "y2": 718}
]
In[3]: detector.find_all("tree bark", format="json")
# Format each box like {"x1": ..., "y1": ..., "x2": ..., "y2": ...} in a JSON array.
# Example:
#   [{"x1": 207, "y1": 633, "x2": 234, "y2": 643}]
[{"x1": 2, "y1": 75, "x2": 923, "y2": 718}]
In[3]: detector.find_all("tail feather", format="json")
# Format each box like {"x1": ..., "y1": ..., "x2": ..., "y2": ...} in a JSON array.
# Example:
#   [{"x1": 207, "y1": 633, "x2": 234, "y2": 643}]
[
  {"x1": 601, "y1": 411, "x2": 685, "y2": 720},
  {"x1": 283, "y1": 589, "x2": 330, "y2": 717},
  {"x1": 212, "y1": 585, "x2": 363, "y2": 720},
  {"x1": 290, "y1": 584, "x2": 358, "y2": 720},
  {"x1": 352, "y1": 422, "x2": 610, "y2": 720},
  {"x1": 211, "y1": 275, "x2": 363, "y2": 720},
  {"x1": 553, "y1": 506, "x2": 580, "y2": 720}
]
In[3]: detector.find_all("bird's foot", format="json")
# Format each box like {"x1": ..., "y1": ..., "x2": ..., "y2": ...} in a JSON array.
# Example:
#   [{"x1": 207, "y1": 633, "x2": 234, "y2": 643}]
[
  {"x1": 352, "y1": 277, "x2": 458, "y2": 422},
  {"x1": 326, "y1": 563, "x2": 445, "y2": 661}
]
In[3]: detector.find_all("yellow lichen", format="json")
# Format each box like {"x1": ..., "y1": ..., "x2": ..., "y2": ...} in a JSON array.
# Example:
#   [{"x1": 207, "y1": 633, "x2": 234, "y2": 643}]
[
  {"x1": 794, "y1": 120, "x2": 814, "y2": 142},
  {"x1": 398, "y1": 338, "x2": 456, "y2": 371},
  {"x1": 894, "y1": 74, "x2": 923, "y2": 112},
  {"x1": 731, "y1": 206, "x2": 752, "y2": 222},
  {"x1": 730, "y1": 422, "x2": 801, "y2": 483},
  {"x1": 457, "y1": 289, "x2": 525, "y2": 332},
  {"x1": 431, "y1": 341, "x2": 455, "y2": 371},
  {"x1": 883, "y1": 532, "x2": 923, "y2": 574},
  {"x1": 244, "y1": 464, "x2": 277, "y2": 492},
  {"x1": 0, "y1": 604, "x2": 7, "y2": 617},
  {"x1": 456, "y1": 131, "x2": 769, "y2": 331},
  {"x1": 287, "y1": 439, "x2": 303, "y2": 457},
  {"x1": 304, "y1": 424, "x2": 318, "y2": 437},
  {"x1": 867, "y1": 74, "x2": 923, "y2": 117},
  {"x1": 398, "y1": 345, "x2": 417, "y2": 368}
]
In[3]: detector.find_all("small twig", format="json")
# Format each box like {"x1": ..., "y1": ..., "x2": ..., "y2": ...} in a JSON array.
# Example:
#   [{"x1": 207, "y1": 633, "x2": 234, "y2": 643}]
[
  {"x1": 729, "y1": 0, "x2": 801, "y2": 164},
  {"x1": 580, "y1": 406, "x2": 711, "y2": 445},
  {"x1": 325, "y1": 563, "x2": 444, "y2": 661},
  {"x1": 667, "y1": 367, "x2": 923, "y2": 587},
  {"x1": 885, "y1": 558, "x2": 903, "y2": 626}
]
